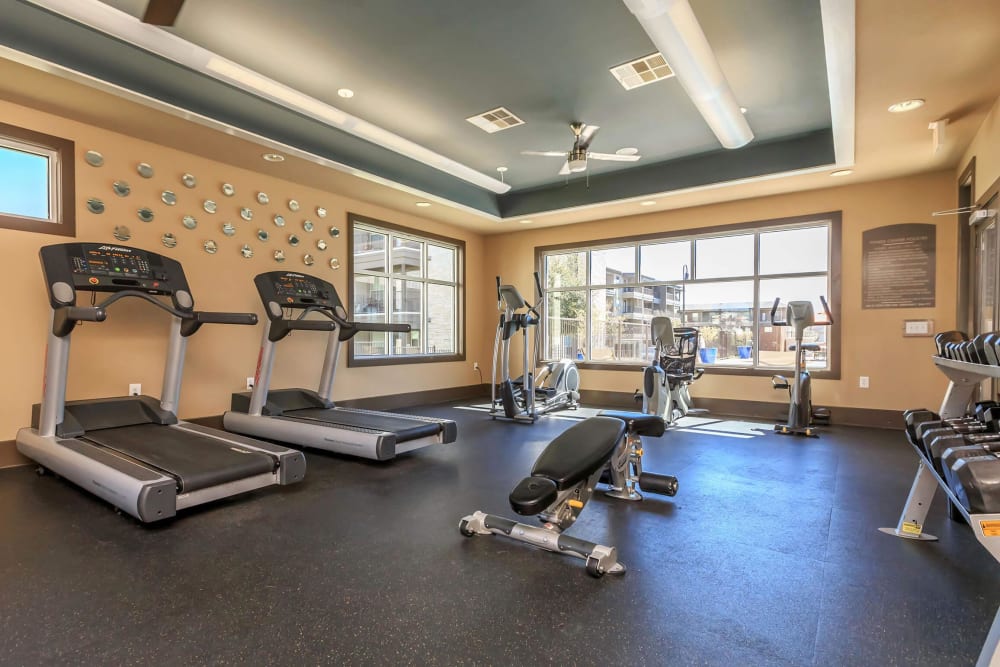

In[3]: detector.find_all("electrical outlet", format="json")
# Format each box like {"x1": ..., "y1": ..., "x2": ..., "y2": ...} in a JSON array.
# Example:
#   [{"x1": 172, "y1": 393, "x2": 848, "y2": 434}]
[
  {"x1": 129, "y1": 383, "x2": 141, "y2": 396},
  {"x1": 246, "y1": 377, "x2": 255, "y2": 391},
  {"x1": 859, "y1": 376, "x2": 870, "y2": 389},
  {"x1": 473, "y1": 362, "x2": 479, "y2": 371}
]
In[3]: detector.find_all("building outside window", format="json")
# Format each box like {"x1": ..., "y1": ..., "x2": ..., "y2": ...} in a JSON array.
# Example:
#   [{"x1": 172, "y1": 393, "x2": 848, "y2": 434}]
[
  {"x1": 539, "y1": 213, "x2": 839, "y2": 376},
  {"x1": 349, "y1": 214, "x2": 464, "y2": 366}
]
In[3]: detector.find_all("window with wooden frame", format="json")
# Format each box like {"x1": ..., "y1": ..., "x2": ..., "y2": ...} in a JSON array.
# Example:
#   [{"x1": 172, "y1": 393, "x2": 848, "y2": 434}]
[
  {"x1": 0, "y1": 121, "x2": 75, "y2": 236},
  {"x1": 537, "y1": 212, "x2": 842, "y2": 379},
  {"x1": 347, "y1": 213, "x2": 465, "y2": 366}
]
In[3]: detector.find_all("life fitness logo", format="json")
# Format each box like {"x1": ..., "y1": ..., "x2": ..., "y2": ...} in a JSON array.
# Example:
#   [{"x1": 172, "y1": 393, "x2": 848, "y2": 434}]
[{"x1": 96, "y1": 245, "x2": 134, "y2": 253}]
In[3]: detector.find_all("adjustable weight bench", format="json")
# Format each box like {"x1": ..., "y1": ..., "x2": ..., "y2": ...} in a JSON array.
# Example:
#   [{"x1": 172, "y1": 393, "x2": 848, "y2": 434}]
[{"x1": 460, "y1": 411, "x2": 678, "y2": 577}]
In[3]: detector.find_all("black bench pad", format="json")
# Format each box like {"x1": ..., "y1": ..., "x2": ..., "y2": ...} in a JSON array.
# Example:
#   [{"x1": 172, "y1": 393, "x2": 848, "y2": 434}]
[
  {"x1": 598, "y1": 410, "x2": 666, "y2": 437},
  {"x1": 509, "y1": 476, "x2": 558, "y2": 516},
  {"x1": 531, "y1": 416, "x2": 626, "y2": 489}
]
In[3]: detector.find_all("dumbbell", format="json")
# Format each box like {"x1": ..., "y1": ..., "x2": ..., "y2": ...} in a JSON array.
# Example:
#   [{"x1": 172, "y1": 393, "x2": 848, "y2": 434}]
[
  {"x1": 940, "y1": 439, "x2": 1000, "y2": 483},
  {"x1": 903, "y1": 409, "x2": 938, "y2": 447},
  {"x1": 924, "y1": 425, "x2": 1000, "y2": 475},
  {"x1": 913, "y1": 403, "x2": 1000, "y2": 456},
  {"x1": 969, "y1": 333, "x2": 994, "y2": 365},
  {"x1": 983, "y1": 332, "x2": 1000, "y2": 365},
  {"x1": 936, "y1": 330, "x2": 968, "y2": 358},
  {"x1": 948, "y1": 451, "x2": 1000, "y2": 514}
]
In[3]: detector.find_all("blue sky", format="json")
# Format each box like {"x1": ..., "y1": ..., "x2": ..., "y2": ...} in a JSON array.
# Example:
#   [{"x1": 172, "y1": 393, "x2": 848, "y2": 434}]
[{"x1": 0, "y1": 147, "x2": 49, "y2": 219}]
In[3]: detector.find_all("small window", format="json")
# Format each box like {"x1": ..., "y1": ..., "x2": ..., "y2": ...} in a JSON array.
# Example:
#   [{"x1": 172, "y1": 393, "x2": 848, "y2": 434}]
[
  {"x1": 545, "y1": 251, "x2": 587, "y2": 289},
  {"x1": 0, "y1": 122, "x2": 75, "y2": 236},
  {"x1": 640, "y1": 241, "x2": 690, "y2": 282},
  {"x1": 348, "y1": 214, "x2": 464, "y2": 366}
]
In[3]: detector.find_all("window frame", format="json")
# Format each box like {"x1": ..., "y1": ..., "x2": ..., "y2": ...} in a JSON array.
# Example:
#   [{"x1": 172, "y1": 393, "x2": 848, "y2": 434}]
[
  {"x1": 347, "y1": 212, "x2": 465, "y2": 367},
  {"x1": 0, "y1": 121, "x2": 75, "y2": 237},
  {"x1": 535, "y1": 211, "x2": 842, "y2": 380}
]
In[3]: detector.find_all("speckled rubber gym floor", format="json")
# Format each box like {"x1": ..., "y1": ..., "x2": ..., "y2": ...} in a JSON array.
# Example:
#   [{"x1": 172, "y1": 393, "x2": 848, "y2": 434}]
[{"x1": 1, "y1": 404, "x2": 997, "y2": 665}]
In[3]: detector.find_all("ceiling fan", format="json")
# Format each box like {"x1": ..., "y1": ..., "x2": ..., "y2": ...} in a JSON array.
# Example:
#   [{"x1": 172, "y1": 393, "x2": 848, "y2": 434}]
[
  {"x1": 521, "y1": 122, "x2": 641, "y2": 175},
  {"x1": 141, "y1": 0, "x2": 186, "y2": 26}
]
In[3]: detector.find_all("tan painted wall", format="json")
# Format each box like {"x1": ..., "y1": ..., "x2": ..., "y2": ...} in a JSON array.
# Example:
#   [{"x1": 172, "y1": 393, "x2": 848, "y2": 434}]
[
  {"x1": 960, "y1": 95, "x2": 1000, "y2": 200},
  {"x1": 0, "y1": 99, "x2": 486, "y2": 441},
  {"x1": 482, "y1": 171, "x2": 959, "y2": 413}
]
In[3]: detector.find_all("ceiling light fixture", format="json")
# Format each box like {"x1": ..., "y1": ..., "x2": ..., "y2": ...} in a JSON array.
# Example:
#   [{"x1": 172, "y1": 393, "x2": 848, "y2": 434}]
[
  {"x1": 496, "y1": 167, "x2": 508, "y2": 173},
  {"x1": 888, "y1": 99, "x2": 925, "y2": 113},
  {"x1": 623, "y1": 0, "x2": 753, "y2": 149},
  {"x1": 616, "y1": 147, "x2": 640, "y2": 156},
  {"x1": 262, "y1": 152, "x2": 285, "y2": 162},
  {"x1": 830, "y1": 169, "x2": 853, "y2": 177},
  {"x1": 337, "y1": 88, "x2": 354, "y2": 98},
  {"x1": 739, "y1": 107, "x2": 748, "y2": 114},
  {"x1": 519, "y1": 219, "x2": 534, "y2": 224},
  {"x1": 640, "y1": 200, "x2": 657, "y2": 206},
  {"x1": 415, "y1": 201, "x2": 431, "y2": 208}
]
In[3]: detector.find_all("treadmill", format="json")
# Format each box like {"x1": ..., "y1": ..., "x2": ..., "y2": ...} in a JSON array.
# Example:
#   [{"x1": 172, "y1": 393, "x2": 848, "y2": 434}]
[
  {"x1": 16, "y1": 243, "x2": 306, "y2": 522},
  {"x1": 224, "y1": 271, "x2": 458, "y2": 460}
]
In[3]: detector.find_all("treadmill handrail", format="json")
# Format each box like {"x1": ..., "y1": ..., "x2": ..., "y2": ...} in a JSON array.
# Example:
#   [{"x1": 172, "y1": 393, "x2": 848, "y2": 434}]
[
  {"x1": 296, "y1": 306, "x2": 411, "y2": 341},
  {"x1": 53, "y1": 290, "x2": 258, "y2": 337}
]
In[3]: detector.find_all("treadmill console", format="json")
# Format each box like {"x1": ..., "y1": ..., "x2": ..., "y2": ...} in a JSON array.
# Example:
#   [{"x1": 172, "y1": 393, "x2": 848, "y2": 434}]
[
  {"x1": 255, "y1": 271, "x2": 345, "y2": 319},
  {"x1": 40, "y1": 243, "x2": 193, "y2": 310}
]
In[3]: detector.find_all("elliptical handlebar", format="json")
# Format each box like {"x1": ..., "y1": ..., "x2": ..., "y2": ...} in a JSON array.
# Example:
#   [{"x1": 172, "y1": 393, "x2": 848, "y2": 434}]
[
  {"x1": 533, "y1": 271, "x2": 544, "y2": 302},
  {"x1": 818, "y1": 295, "x2": 834, "y2": 325},
  {"x1": 496, "y1": 275, "x2": 502, "y2": 311},
  {"x1": 770, "y1": 297, "x2": 784, "y2": 326}
]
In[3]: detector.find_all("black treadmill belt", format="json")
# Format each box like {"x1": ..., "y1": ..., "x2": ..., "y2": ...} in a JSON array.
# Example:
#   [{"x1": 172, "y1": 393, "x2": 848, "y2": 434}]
[
  {"x1": 84, "y1": 424, "x2": 274, "y2": 493},
  {"x1": 287, "y1": 408, "x2": 443, "y2": 442}
]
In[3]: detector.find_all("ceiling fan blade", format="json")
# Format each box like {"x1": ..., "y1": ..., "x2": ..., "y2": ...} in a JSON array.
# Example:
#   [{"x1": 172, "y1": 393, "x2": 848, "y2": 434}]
[
  {"x1": 521, "y1": 150, "x2": 567, "y2": 157},
  {"x1": 142, "y1": 0, "x2": 185, "y2": 25},
  {"x1": 578, "y1": 124, "x2": 600, "y2": 149},
  {"x1": 558, "y1": 160, "x2": 571, "y2": 176},
  {"x1": 588, "y1": 152, "x2": 641, "y2": 162}
]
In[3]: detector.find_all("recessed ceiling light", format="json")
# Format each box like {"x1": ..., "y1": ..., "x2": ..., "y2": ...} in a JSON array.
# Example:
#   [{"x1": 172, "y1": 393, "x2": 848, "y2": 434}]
[
  {"x1": 496, "y1": 166, "x2": 508, "y2": 173},
  {"x1": 415, "y1": 201, "x2": 431, "y2": 208},
  {"x1": 616, "y1": 147, "x2": 639, "y2": 156},
  {"x1": 739, "y1": 107, "x2": 748, "y2": 114},
  {"x1": 640, "y1": 200, "x2": 657, "y2": 206},
  {"x1": 888, "y1": 99, "x2": 925, "y2": 113},
  {"x1": 262, "y1": 153, "x2": 285, "y2": 162},
  {"x1": 337, "y1": 88, "x2": 354, "y2": 99},
  {"x1": 830, "y1": 169, "x2": 853, "y2": 177},
  {"x1": 519, "y1": 219, "x2": 533, "y2": 224}
]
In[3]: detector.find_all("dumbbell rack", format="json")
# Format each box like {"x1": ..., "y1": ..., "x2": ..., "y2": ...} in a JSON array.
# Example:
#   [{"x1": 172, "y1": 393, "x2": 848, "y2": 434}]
[{"x1": 880, "y1": 356, "x2": 1000, "y2": 667}]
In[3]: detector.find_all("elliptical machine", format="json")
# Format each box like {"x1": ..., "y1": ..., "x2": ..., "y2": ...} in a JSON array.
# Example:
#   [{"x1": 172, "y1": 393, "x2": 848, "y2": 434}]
[
  {"x1": 637, "y1": 317, "x2": 705, "y2": 425},
  {"x1": 491, "y1": 272, "x2": 580, "y2": 423},
  {"x1": 769, "y1": 296, "x2": 834, "y2": 437}
]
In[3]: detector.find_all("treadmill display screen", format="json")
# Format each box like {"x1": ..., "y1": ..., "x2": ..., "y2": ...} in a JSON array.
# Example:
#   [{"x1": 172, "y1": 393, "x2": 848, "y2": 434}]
[
  {"x1": 74, "y1": 246, "x2": 153, "y2": 279},
  {"x1": 275, "y1": 275, "x2": 320, "y2": 298}
]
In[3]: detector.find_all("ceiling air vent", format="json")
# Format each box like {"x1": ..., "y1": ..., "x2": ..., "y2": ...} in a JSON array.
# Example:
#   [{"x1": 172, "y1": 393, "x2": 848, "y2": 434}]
[
  {"x1": 610, "y1": 52, "x2": 674, "y2": 91},
  {"x1": 466, "y1": 107, "x2": 525, "y2": 134}
]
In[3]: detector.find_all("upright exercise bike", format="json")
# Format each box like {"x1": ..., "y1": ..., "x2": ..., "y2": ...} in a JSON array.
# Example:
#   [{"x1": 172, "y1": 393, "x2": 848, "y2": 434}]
[
  {"x1": 637, "y1": 317, "x2": 705, "y2": 425},
  {"x1": 770, "y1": 296, "x2": 833, "y2": 437},
  {"x1": 491, "y1": 272, "x2": 580, "y2": 423}
]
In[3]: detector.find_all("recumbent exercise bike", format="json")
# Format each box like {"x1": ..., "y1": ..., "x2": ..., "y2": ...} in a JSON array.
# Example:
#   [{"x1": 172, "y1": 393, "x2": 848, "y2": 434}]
[{"x1": 636, "y1": 316, "x2": 705, "y2": 425}]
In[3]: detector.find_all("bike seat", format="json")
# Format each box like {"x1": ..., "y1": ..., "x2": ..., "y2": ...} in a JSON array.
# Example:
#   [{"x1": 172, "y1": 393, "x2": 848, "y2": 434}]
[
  {"x1": 598, "y1": 410, "x2": 666, "y2": 437},
  {"x1": 529, "y1": 417, "x2": 626, "y2": 490},
  {"x1": 788, "y1": 343, "x2": 821, "y2": 352}
]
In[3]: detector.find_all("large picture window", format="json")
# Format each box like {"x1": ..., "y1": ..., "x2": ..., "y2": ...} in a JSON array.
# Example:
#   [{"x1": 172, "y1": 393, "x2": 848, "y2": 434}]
[
  {"x1": 348, "y1": 214, "x2": 464, "y2": 366},
  {"x1": 0, "y1": 121, "x2": 75, "y2": 236},
  {"x1": 539, "y1": 213, "x2": 841, "y2": 377}
]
